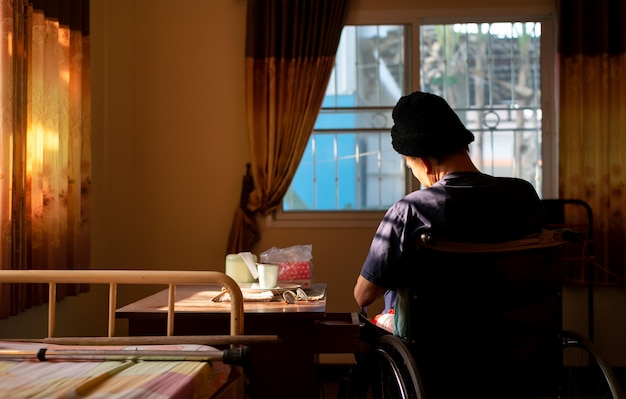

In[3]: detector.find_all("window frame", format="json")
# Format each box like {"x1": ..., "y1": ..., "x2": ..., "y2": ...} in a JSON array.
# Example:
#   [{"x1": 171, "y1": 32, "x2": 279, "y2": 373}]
[{"x1": 268, "y1": 8, "x2": 557, "y2": 229}]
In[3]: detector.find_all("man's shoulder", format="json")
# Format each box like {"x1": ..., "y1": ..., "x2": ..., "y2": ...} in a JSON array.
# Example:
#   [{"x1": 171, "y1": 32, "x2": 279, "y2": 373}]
[
  {"x1": 445, "y1": 172, "x2": 537, "y2": 192},
  {"x1": 444, "y1": 171, "x2": 525, "y2": 183}
]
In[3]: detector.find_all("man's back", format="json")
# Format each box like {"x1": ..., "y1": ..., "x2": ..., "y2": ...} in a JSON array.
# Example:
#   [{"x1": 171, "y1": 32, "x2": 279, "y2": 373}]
[
  {"x1": 360, "y1": 171, "x2": 544, "y2": 307},
  {"x1": 410, "y1": 171, "x2": 545, "y2": 243}
]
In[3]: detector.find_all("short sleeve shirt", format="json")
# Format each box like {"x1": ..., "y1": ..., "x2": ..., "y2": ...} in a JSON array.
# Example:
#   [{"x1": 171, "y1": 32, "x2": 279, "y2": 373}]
[{"x1": 359, "y1": 172, "x2": 545, "y2": 311}]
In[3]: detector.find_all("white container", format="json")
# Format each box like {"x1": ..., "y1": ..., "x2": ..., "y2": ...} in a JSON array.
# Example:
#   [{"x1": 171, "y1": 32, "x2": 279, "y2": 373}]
[{"x1": 225, "y1": 253, "x2": 257, "y2": 283}]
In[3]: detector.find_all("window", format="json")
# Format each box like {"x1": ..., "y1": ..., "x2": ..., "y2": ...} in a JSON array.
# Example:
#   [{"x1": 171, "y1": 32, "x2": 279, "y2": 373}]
[{"x1": 272, "y1": 15, "x2": 555, "y2": 228}]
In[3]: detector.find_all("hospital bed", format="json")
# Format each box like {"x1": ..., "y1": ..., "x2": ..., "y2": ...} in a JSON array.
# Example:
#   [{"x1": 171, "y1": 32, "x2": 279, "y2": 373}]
[{"x1": 0, "y1": 269, "x2": 279, "y2": 398}]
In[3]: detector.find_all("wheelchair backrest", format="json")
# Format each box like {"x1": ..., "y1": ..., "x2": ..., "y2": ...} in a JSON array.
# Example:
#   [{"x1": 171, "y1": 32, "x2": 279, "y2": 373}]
[{"x1": 399, "y1": 229, "x2": 570, "y2": 398}]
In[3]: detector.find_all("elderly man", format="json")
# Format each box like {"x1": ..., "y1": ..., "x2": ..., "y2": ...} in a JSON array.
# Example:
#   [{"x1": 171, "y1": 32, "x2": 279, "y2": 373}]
[{"x1": 354, "y1": 91, "x2": 545, "y2": 334}]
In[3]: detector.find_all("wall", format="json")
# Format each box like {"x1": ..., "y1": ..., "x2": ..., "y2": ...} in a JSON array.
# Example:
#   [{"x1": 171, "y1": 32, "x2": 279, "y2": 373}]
[{"x1": 1, "y1": 0, "x2": 624, "y2": 367}]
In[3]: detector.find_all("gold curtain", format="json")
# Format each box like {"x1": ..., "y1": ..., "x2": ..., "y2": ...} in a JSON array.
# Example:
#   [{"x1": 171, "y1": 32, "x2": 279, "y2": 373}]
[
  {"x1": 226, "y1": 0, "x2": 349, "y2": 254},
  {"x1": 0, "y1": 0, "x2": 92, "y2": 318},
  {"x1": 557, "y1": 0, "x2": 626, "y2": 285}
]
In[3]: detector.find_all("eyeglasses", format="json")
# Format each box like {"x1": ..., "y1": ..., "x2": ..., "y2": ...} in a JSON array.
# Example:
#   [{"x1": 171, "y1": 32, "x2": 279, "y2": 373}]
[{"x1": 282, "y1": 287, "x2": 309, "y2": 304}]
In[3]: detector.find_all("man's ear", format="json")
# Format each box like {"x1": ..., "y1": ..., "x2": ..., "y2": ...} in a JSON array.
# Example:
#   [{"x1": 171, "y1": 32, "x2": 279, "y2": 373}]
[{"x1": 421, "y1": 157, "x2": 434, "y2": 173}]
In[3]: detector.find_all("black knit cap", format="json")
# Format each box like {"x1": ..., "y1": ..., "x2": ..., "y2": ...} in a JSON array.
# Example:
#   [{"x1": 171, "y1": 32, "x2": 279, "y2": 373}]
[{"x1": 391, "y1": 91, "x2": 475, "y2": 158}]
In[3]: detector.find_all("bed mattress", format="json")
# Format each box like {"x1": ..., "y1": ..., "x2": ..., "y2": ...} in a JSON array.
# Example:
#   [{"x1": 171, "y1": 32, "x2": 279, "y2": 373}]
[{"x1": 0, "y1": 340, "x2": 234, "y2": 399}]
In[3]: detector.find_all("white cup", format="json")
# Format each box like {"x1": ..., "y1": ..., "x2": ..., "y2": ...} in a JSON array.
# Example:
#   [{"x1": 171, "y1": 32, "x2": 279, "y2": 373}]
[{"x1": 257, "y1": 263, "x2": 279, "y2": 289}]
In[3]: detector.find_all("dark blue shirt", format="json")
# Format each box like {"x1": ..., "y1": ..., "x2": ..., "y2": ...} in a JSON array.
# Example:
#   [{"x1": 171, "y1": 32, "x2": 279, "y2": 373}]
[{"x1": 359, "y1": 172, "x2": 545, "y2": 312}]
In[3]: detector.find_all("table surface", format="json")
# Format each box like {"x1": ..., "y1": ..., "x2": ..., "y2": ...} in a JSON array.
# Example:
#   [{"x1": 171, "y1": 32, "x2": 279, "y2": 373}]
[
  {"x1": 116, "y1": 283, "x2": 327, "y2": 315},
  {"x1": 114, "y1": 283, "x2": 349, "y2": 399}
]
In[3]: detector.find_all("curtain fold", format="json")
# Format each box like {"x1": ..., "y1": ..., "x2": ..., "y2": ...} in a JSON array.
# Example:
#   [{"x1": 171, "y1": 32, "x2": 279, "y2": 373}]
[
  {"x1": 557, "y1": 0, "x2": 626, "y2": 285},
  {"x1": 226, "y1": 0, "x2": 349, "y2": 254},
  {"x1": 0, "y1": 0, "x2": 92, "y2": 318}
]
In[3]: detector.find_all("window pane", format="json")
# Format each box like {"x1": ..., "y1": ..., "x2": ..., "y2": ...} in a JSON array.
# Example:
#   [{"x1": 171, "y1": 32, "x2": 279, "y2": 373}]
[{"x1": 420, "y1": 22, "x2": 543, "y2": 195}]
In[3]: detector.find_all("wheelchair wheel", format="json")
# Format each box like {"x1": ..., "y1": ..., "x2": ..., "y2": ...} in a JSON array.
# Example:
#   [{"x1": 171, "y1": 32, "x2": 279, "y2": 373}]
[
  {"x1": 561, "y1": 330, "x2": 625, "y2": 399},
  {"x1": 342, "y1": 335, "x2": 425, "y2": 399}
]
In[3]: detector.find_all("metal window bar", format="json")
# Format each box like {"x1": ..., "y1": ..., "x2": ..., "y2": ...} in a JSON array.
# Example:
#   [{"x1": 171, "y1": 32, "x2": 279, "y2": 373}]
[
  {"x1": 377, "y1": 133, "x2": 383, "y2": 209},
  {"x1": 334, "y1": 133, "x2": 339, "y2": 209},
  {"x1": 508, "y1": 24, "x2": 517, "y2": 107},
  {"x1": 355, "y1": 132, "x2": 362, "y2": 209}
]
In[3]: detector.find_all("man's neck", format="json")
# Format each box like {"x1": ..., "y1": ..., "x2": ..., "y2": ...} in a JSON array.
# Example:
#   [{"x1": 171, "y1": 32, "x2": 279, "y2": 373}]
[{"x1": 433, "y1": 153, "x2": 480, "y2": 180}]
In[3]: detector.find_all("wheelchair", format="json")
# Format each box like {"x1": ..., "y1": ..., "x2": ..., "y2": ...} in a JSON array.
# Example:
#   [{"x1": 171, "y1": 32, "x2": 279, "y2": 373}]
[{"x1": 341, "y1": 229, "x2": 625, "y2": 399}]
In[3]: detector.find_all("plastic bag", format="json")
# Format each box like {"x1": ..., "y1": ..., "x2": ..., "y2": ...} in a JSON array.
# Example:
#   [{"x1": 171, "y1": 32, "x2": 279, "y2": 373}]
[
  {"x1": 260, "y1": 245, "x2": 312, "y2": 262},
  {"x1": 259, "y1": 245, "x2": 314, "y2": 287}
]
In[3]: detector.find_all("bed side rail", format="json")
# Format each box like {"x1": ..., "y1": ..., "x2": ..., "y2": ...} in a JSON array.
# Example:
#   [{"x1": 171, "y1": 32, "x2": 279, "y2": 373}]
[{"x1": 0, "y1": 270, "x2": 244, "y2": 339}]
